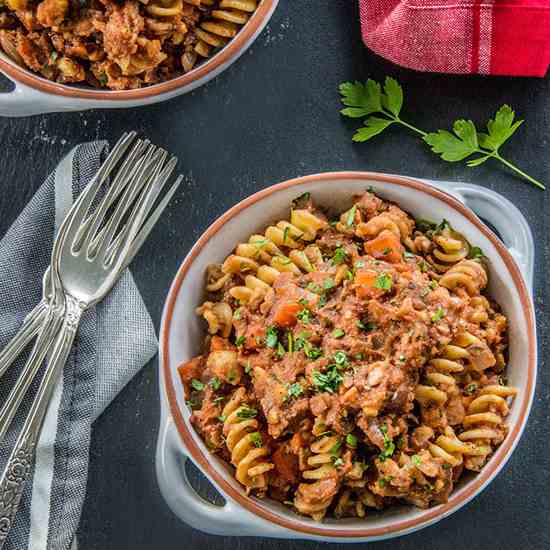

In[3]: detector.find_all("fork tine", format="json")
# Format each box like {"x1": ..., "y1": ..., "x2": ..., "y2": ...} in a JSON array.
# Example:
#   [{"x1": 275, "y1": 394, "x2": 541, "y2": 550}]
[
  {"x1": 119, "y1": 175, "x2": 183, "y2": 269},
  {"x1": 57, "y1": 132, "x2": 138, "y2": 249},
  {"x1": 87, "y1": 149, "x2": 166, "y2": 261},
  {"x1": 73, "y1": 140, "x2": 153, "y2": 254},
  {"x1": 103, "y1": 156, "x2": 178, "y2": 265}
]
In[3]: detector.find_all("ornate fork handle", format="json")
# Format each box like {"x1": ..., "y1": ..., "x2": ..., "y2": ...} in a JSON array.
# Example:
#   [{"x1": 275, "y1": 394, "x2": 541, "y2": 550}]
[
  {"x1": 0, "y1": 300, "x2": 50, "y2": 380},
  {"x1": 0, "y1": 295, "x2": 84, "y2": 549}
]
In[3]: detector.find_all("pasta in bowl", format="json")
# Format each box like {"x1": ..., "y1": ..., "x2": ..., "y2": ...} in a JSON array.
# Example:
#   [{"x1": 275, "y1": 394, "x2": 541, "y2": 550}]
[{"x1": 158, "y1": 172, "x2": 536, "y2": 541}]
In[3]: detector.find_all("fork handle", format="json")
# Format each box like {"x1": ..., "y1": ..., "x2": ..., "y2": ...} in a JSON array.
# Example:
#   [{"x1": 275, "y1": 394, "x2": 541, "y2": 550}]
[
  {"x1": 0, "y1": 296, "x2": 84, "y2": 548},
  {"x1": 0, "y1": 300, "x2": 50, "y2": 380}
]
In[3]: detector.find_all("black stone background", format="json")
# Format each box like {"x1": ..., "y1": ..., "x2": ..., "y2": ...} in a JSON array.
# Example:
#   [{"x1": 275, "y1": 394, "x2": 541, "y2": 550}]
[{"x1": 0, "y1": 1, "x2": 548, "y2": 549}]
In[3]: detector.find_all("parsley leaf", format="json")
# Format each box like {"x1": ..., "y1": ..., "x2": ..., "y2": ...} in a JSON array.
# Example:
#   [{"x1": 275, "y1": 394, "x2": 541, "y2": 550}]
[
  {"x1": 382, "y1": 76, "x2": 403, "y2": 117},
  {"x1": 424, "y1": 119, "x2": 479, "y2": 162},
  {"x1": 312, "y1": 365, "x2": 343, "y2": 393},
  {"x1": 378, "y1": 424, "x2": 396, "y2": 462},
  {"x1": 250, "y1": 432, "x2": 263, "y2": 448},
  {"x1": 374, "y1": 273, "x2": 392, "y2": 291},
  {"x1": 331, "y1": 247, "x2": 347, "y2": 265},
  {"x1": 333, "y1": 351, "x2": 349, "y2": 367},
  {"x1": 346, "y1": 204, "x2": 357, "y2": 227},
  {"x1": 277, "y1": 342, "x2": 286, "y2": 357},
  {"x1": 323, "y1": 278, "x2": 335, "y2": 290},
  {"x1": 346, "y1": 433, "x2": 358, "y2": 448},
  {"x1": 287, "y1": 382, "x2": 303, "y2": 399},
  {"x1": 303, "y1": 342, "x2": 323, "y2": 359},
  {"x1": 297, "y1": 308, "x2": 312, "y2": 323},
  {"x1": 191, "y1": 379, "x2": 205, "y2": 391},
  {"x1": 431, "y1": 306, "x2": 446, "y2": 322},
  {"x1": 469, "y1": 246, "x2": 484, "y2": 260},
  {"x1": 235, "y1": 335, "x2": 246, "y2": 347},
  {"x1": 265, "y1": 326, "x2": 278, "y2": 348},
  {"x1": 332, "y1": 328, "x2": 345, "y2": 339},
  {"x1": 411, "y1": 454, "x2": 422, "y2": 467},
  {"x1": 353, "y1": 117, "x2": 394, "y2": 142},
  {"x1": 339, "y1": 77, "x2": 544, "y2": 189},
  {"x1": 209, "y1": 377, "x2": 221, "y2": 390},
  {"x1": 237, "y1": 406, "x2": 257, "y2": 420},
  {"x1": 478, "y1": 104, "x2": 523, "y2": 152}
]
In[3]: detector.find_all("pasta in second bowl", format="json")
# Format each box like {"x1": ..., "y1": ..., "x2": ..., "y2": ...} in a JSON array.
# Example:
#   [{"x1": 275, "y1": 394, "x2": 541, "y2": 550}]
[{"x1": 158, "y1": 172, "x2": 536, "y2": 541}]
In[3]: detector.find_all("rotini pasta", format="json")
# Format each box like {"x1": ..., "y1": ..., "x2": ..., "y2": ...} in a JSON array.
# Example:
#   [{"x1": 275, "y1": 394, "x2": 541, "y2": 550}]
[
  {"x1": 0, "y1": 0, "x2": 259, "y2": 89},
  {"x1": 179, "y1": 189, "x2": 516, "y2": 521},
  {"x1": 221, "y1": 388, "x2": 274, "y2": 492}
]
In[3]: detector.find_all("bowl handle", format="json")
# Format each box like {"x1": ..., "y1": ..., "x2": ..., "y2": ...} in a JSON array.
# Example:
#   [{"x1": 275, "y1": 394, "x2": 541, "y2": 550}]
[
  {"x1": 155, "y1": 414, "x2": 285, "y2": 538},
  {"x1": 425, "y1": 179, "x2": 534, "y2": 291},
  {"x1": 449, "y1": 184, "x2": 534, "y2": 290},
  {"x1": 0, "y1": 75, "x2": 81, "y2": 117}
]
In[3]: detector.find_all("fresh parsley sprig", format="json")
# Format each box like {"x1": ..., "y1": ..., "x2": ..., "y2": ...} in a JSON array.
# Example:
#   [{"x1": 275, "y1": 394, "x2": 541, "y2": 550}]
[{"x1": 339, "y1": 77, "x2": 544, "y2": 190}]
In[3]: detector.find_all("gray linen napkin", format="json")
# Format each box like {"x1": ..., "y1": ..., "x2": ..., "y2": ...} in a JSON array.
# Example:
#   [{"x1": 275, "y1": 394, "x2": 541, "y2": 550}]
[{"x1": 0, "y1": 141, "x2": 158, "y2": 550}]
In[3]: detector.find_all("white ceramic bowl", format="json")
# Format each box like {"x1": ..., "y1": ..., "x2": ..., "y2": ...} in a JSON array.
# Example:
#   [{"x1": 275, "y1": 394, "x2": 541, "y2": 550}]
[
  {"x1": 156, "y1": 172, "x2": 536, "y2": 542},
  {"x1": 0, "y1": 0, "x2": 277, "y2": 117}
]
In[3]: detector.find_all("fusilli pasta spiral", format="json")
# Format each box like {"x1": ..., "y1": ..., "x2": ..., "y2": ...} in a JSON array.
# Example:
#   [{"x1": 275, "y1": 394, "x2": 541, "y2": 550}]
[
  {"x1": 440, "y1": 259, "x2": 488, "y2": 296},
  {"x1": 221, "y1": 388, "x2": 274, "y2": 492}
]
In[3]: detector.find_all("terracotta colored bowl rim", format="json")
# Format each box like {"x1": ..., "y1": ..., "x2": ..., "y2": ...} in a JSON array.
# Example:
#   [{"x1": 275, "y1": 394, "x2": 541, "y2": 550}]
[
  {"x1": 0, "y1": 0, "x2": 276, "y2": 101},
  {"x1": 160, "y1": 171, "x2": 536, "y2": 538}
]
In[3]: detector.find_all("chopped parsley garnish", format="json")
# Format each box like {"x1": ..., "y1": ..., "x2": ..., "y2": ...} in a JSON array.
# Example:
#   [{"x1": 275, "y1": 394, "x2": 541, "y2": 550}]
[
  {"x1": 213, "y1": 396, "x2": 225, "y2": 404},
  {"x1": 209, "y1": 377, "x2": 221, "y2": 390},
  {"x1": 333, "y1": 351, "x2": 349, "y2": 367},
  {"x1": 287, "y1": 331, "x2": 294, "y2": 353},
  {"x1": 306, "y1": 282, "x2": 323, "y2": 294},
  {"x1": 464, "y1": 383, "x2": 478, "y2": 395},
  {"x1": 250, "y1": 432, "x2": 263, "y2": 448},
  {"x1": 330, "y1": 439, "x2": 342, "y2": 455},
  {"x1": 378, "y1": 476, "x2": 393, "y2": 487},
  {"x1": 333, "y1": 457, "x2": 344, "y2": 467},
  {"x1": 244, "y1": 362, "x2": 252, "y2": 374},
  {"x1": 403, "y1": 250, "x2": 416, "y2": 259},
  {"x1": 382, "y1": 247, "x2": 392, "y2": 255},
  {"x1": 191, "y1": 379, "x2": 205, "y2": 391},
  {"x1": 346, "y1": 205, "x2": 357, "y2": 227},
  {"x1": 304, "y1": 342, "x2": 323, "y2": 359},
  {"x1": 287, "y1": 382, "x2": 303, "y2": 399},
  {"x1": 429, "y1": 280, "x2": 438, "y2": 290},
  {"x1": 331, "y1": 247, "x2": 347, "y2": 265},
  {"x1": 312, "y1": 365, "x2": 343, "y2": 393},
  {"x1": 233, "y1": 308, "x2": 242, "y2": 320},
  {"x1": 277, "y1": 342, "x2": 286, "y2": 357},
  {"x1": 431, "y1": 306, "x2": 446, "y2": 322},
  {"x1": 374, "y1": 273, "x2": 392, "y2": 291},
  {"x1": 282, "y1": 226, "x2": 290, "y2": 243},
  {"x1": 469, "y1": 246, "x2": 484, "y2": 260},
  {"x1": 291, "y1": 192, "x2": 311, "y2": 209},
  {"x1": 265, "y1": 326, "x2": 278, "y2": 348},
  {"x1": 217, "y1": 415, "x2": 227, "y2": 422},
  {"x1": 235, "y1": 335, "x2": 246, "y2": 347},
  {"x1": 318, "y1": 294, "x2": 327, "y2": 307},
  {"x1": 416, "y1": 219, "x2": 436, "y2": 233},
  {"x1": 346, "y1": 434, "x2": 358, "y2": 448},
  {"x1": 298, "y1": 297, "x2": 309, "y2": 306},
  {"x1": 411, "y1": 454, "x2": 422, "y2": 467},
  {"x1": 332, "y1": 328, "x2": 345, "y2": 338},
  {"x1": 296, "y1": 308, "x2": 312, "y2": 323},
  {"x1": 378, "y1": 424, "x2": 396, "y2": 462},
  {"x1": 237, "y1": 406, "x2": 258, "y2": 420},
  {"x1": 354, "y1": 353, "x2": 364, "y2": 360},
  {"x1": 419, "y1": 260, "x2": 428, "y2": 273},
  {"x1": 355, "y1": 260, "x2": 365, "y2": 268},
  {"x1": 345, "y1": 270, "x2": 353, "y2": 280},
  {"x1": 323, "y1": 278, "x2": 335, "y2": 290},
  {"x1": 186, "y1": 397, "x2": 200, "y2": 410}
]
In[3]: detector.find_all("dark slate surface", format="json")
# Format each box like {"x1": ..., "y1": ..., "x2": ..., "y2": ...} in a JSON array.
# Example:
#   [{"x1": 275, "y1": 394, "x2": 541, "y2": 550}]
[{"x1": 0, "y1": 1, "x2": 548, "y2": 548}]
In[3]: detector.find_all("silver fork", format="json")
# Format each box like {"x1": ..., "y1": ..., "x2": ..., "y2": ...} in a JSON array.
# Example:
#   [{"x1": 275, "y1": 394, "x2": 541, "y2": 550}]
[{"x1": 0, "y1": 135, "x2": 182, "y2": 547}]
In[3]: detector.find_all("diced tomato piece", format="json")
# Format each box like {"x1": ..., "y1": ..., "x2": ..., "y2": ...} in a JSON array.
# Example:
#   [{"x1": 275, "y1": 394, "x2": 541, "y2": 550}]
[
  {"x1": 354, "y1": 269, "x2": 380, "y2": 299},
  {"x1": 364, "y1": 230, "x2": 404, "y2": 263},
  {"x1": 272, "y1": 301, "x2": 302, "y2": 327}
]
